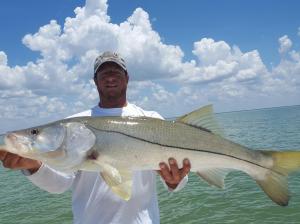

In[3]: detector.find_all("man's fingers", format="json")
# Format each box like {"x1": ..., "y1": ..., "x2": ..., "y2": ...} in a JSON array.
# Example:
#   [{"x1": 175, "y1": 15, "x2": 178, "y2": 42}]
[
  {"x1": 168, "y1": 158, "x2": 181, "y2": 182},
  {"x1": 181, "y1": 158, "x2": 191, "y2": 178},
  {"x1": 158, "y1": 158, "x2": 191, "y2": 188},
  {"x1": 0, "y1": 150, "x2": 8, "y2": 160},
  {"x1": 2, "y1": 153, "x2": 21, "y2": 169},
  {"x1": 159, "y1": 162, "x2": 172, "y2": 182},
  {"x1": 0, "y1": 151, "x2": 41, "y2": 171},
  {"x1": 13, "y1": 157, "x2": 31, "y2": 169}
]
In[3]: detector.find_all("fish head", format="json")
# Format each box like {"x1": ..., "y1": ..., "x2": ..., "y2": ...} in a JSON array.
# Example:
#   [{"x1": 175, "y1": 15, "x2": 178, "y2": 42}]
[
  {"x1": 4, "y1": 122, "x2": 65, "y2": 157},
  {"x1": 4, "y1": 120, "x2": 96, "y2": 171}
]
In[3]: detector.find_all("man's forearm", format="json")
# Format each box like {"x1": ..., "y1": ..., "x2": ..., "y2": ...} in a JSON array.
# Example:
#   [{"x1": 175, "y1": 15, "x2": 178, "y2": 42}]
[{"x1": 24, "y1": 163, "x2": 75, "y2": 194}]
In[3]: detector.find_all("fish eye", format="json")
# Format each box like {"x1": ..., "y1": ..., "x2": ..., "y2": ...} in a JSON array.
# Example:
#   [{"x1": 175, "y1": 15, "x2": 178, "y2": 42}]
[{"x1": 31, "y1": 129, "x2": 39, "y2": 136}]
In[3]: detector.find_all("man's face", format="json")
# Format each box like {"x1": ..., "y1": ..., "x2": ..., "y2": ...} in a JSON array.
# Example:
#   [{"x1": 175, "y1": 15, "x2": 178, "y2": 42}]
[{"x1": 94, "y1": 62, "x2": 129, "y2": 100}]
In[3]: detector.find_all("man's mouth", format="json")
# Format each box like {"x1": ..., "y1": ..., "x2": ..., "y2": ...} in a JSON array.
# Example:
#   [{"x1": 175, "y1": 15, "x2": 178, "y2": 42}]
[{"x1": 106, "y1": 85, "x2": 118, "y2": 88}]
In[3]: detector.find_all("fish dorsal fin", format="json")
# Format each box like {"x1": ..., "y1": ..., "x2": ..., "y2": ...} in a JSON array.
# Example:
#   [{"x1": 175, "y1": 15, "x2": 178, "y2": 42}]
[
  {"x1": 197, "y1": 168, "x2": 232, "y2": 189},
  {"x1": 176, "y1": 105, "x2": 223, "y2": 136},
  {"x1": 99, "y1": 163, "x2": 133, "y2": 201}
]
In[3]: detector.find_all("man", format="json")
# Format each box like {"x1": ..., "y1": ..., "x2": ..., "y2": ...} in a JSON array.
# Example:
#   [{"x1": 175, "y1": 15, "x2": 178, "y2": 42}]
[{"x1": 0, "y1": 51, "x2": 191, "y2": 224}]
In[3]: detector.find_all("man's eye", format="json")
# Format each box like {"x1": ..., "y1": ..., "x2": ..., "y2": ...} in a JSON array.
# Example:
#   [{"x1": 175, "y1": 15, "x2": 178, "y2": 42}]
[{"x1": 31, "y1": 129, "x2": 39, "y2": 136}]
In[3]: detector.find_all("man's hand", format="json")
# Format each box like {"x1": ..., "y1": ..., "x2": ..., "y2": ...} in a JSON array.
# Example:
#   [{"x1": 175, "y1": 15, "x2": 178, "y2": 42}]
[
  {"x1": 158, "y1": 158, "x2": 191, "y2": 189},
  {"x1": 0, "y1": 149, "x2": 42, "y2": 174}
]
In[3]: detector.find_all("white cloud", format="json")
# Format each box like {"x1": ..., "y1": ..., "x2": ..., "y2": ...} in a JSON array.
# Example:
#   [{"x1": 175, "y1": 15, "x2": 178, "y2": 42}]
[
  {"x1": 278, "y1": 35, "x2": 292, "y2": 54},
  {"x1": 192, "y1": 38, "x2": 232, "y2": 66},
  {"x1": 0, "y1": 0, "x2": 300, "y2": 132},
  {"x1": 23, "y1": 20, "x2": 63, "y2": 59},
  {"x1": 0, "y1": 51, "x2": 8, "y2": 66},
  {"x1": 177, "y1": 39, "x2": 267, "y2": 84},
  {"x1": 0, "y1": 52, "x2": 25, "y2": 90}
]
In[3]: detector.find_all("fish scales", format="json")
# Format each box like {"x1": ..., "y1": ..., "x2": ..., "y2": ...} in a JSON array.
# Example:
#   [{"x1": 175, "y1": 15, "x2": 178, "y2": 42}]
[{"x1": 75, "y1": 116, "x2": 271, "y2": 170}]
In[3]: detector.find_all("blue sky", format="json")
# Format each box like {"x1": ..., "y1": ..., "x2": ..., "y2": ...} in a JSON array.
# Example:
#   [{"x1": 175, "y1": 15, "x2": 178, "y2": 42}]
[
  {"x1": 0, "y1": 0, "x2": 300, "y2": 132},
  {"x1": 109, "y1": 0, "x2": 300, "y2": 65},
  {"x1": 1, "y1": 0, "x2": 300, "y2": 66}
]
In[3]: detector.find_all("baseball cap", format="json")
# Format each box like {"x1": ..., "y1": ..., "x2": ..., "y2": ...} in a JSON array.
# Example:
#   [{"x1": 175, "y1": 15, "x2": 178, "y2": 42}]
[{"x1": 94, "y1": 51, "x2": 127, "y2": 76}]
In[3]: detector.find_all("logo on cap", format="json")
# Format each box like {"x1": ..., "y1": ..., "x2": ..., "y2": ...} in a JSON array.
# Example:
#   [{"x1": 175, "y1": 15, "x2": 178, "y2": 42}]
[{"x1": 94, "y1": 51, "x2": 127, "y2": 75}]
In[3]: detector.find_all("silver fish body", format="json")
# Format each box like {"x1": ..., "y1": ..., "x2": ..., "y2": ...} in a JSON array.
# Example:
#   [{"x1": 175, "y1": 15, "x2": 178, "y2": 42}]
[
  {"x1": 2, "y1": 105, "x2": 300, "y2": 205},
  {"x1": 80, "y1": 116, "x2": 271, "y2": 175}
]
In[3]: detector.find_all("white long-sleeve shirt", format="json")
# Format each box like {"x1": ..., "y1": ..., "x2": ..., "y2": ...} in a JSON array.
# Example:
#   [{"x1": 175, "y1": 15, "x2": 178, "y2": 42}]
[{"x1": 25, "y1": 103, "x2": 187, "y2": 224}]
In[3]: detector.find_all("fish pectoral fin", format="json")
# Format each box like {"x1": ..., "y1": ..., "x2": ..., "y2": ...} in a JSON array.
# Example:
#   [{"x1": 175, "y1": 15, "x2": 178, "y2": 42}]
[
  {"x1": 100, "y1": 164, "x2": 133, "y2": 201},
  {"x1": 197, "y1": 168, "x2": 231, "y2": 189},
  {"x1": 176, "y1": 105, "x2": 224, "y2": 137}
]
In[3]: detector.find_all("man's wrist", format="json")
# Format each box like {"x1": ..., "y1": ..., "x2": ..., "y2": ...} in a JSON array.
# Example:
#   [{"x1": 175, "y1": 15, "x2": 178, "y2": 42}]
[{"x1": 166, "y1": 182, "x2": 178, "y2": 190}]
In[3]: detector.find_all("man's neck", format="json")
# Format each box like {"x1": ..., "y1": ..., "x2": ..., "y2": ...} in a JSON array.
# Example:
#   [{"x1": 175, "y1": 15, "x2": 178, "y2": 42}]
[{"x1": 99, "y1": 99, "x2": 127, "y2": 108}]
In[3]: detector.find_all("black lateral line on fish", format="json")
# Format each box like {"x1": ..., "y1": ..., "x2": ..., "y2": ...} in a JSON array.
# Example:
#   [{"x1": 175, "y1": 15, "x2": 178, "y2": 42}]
[{"x1": 86, "y1": 125, "x2": 284, "y2": 176}]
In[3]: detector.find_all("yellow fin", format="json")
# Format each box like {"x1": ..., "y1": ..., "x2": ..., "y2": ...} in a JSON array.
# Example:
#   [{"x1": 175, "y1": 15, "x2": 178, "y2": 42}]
[
  {"x1": 269, "y1": 151, "x2": 300, "y2": 174},
  {"x1": 176, "y1": 105, "x2": 224, "y2": 136},
  {"x1": 256, "y1": 150, "x2": 300, "y2": 206},
  {"x1": 256, "y1": 171, "x2": 289, "y2": 206},
  {"x1": 99, "y1": 164, "x2": 133, "y2": 201}
]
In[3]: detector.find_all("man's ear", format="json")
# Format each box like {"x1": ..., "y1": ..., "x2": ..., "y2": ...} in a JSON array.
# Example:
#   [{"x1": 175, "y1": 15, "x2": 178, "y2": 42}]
[{"x1": 126, "y1": 73, "x2": 129, "y2": 83}]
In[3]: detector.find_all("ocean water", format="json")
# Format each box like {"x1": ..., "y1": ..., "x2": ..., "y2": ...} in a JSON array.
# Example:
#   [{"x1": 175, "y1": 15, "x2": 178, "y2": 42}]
[{"x1": 0, "y1": 105, "x2": 300, "y2": 224}]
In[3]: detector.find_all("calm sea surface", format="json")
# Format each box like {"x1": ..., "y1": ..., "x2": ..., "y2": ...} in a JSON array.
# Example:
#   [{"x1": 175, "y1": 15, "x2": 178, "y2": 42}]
[{"x1": 0, "y1": 105, "x2": 300, "y2": 224}]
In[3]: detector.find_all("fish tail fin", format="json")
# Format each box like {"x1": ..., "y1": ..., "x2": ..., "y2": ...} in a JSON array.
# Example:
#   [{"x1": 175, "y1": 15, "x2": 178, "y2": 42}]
[
  {"x1": 270, "y1": 151, "x2": 300, "y2": 174},
  {"x1": 256, "y1": 151, "x2": 300, "y2": 206}
]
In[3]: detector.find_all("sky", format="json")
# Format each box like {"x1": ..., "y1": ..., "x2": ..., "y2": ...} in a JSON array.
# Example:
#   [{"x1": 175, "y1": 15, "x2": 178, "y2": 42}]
[{"x1": 0, "y1": 0, "x2": 300, "y2": 133}]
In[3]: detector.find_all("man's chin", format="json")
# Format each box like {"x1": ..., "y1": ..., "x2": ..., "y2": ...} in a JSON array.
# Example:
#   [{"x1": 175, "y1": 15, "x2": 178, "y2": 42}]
[{"x1": 100, "y1": 88, "x2": 126, "y2": 100}]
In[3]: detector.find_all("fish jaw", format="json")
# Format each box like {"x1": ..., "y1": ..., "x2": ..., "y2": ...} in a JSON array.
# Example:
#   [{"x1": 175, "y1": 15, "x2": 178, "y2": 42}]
[{"x1": 4, "y1": 133, "x2": 38, "y2": 158}]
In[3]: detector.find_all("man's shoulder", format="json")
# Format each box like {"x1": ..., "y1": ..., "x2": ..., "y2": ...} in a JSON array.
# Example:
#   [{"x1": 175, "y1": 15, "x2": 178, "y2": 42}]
[
  {"x1": 142, "y1": 110, "x2": 164, "y2": 119},
  {"x1": 127, "y1": 103, "x2": 164, "y2": 119},
  {"x1": 66, "y1": 109, "x2": 92, "y2": 118}
]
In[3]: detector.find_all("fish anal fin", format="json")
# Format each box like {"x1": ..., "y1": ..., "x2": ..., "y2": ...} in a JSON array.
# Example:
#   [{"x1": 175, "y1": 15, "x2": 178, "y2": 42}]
[
  {"x1": 99, "y1": 163, "x2": 133, "y2": 201},
  {"x1": 176, "y1": 105, "x2": 224, "y2": 137},
  {"x1": 197, "y1": 168, "x2": 231, "y2": 189},
  {"x1": 256, "y1": 171, "x2": 289, "y2": 206}
]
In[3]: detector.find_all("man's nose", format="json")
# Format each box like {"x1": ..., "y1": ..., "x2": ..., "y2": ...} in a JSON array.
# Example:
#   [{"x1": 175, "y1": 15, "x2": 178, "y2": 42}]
[{"x1": 105, "y1": 75, "x2": 117, "y2": 82}]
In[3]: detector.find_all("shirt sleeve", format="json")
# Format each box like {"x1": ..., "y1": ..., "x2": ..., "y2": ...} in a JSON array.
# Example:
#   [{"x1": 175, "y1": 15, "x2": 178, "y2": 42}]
[
  {"x1": 160, "y1": 174, "x2": 188, "y2": 193},
  {"x1": 22, "y1": 163, "x2": 75, "y2": 194}
]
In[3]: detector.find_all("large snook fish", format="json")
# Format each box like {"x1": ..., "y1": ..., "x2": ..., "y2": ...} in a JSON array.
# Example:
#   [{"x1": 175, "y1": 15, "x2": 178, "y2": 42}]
[{"x1": 1, "y1": 105, "x2": 300, "y2": 205}]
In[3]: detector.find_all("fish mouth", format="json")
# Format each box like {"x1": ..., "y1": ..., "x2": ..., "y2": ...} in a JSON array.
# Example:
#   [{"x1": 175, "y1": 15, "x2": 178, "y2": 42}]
[{"x1": 4, "y1": 133, "x2": 33, "y2": 155}]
